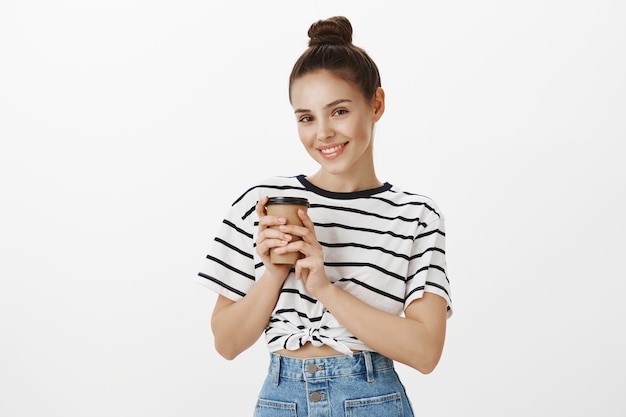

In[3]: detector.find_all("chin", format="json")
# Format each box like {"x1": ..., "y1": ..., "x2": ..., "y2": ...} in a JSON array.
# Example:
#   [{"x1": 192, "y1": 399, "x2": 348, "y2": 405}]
[{"x1": 320, "y1": 166, "x2": 351, "y2": 177}]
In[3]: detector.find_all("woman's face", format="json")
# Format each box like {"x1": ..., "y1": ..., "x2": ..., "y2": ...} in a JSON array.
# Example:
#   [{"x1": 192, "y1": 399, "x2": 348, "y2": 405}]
[{"x1": 290, "y1": 70, "x2": 384, "y2": 188}]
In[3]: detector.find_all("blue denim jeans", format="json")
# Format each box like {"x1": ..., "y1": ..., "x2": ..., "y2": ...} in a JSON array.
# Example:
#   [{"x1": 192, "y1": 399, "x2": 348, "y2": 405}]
[{"x1": 254, "y1": 351, "x2": 415, "y2": 417}]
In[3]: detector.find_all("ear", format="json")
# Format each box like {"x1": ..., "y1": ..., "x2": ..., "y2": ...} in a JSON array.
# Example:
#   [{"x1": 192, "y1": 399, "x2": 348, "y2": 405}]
[{"x1": 372, "y1": 87, "x2": 385, "y2": 122}]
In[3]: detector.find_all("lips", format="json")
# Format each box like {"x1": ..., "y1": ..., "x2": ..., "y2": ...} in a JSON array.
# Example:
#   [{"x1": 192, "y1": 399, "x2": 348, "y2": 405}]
[{"x1": 318, "y1": 142, "x2": 348, "y2": 157}]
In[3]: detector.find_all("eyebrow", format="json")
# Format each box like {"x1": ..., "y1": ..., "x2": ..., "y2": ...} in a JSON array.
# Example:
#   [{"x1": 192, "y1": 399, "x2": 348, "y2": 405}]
[{"x1": 294, "y1": 99, "x2": 352, "y2": 114}]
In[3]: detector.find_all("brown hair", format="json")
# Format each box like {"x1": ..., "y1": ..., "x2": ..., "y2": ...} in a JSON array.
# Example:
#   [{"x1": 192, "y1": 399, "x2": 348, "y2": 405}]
[{"x1": 288, "y1": 16, "x2": 381, "y2": 103}]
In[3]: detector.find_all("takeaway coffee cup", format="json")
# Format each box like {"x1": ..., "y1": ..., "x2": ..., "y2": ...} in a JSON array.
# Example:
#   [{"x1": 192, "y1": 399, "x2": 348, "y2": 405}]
[{"x1": 265, "y1": 196, "x2": 310, "y2": 264}]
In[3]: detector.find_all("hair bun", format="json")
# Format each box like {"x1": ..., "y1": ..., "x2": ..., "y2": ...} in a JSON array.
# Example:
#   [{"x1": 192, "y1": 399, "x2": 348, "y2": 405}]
[{"x1": 307, "y1": 16, "x2": 353, "y2": 47}]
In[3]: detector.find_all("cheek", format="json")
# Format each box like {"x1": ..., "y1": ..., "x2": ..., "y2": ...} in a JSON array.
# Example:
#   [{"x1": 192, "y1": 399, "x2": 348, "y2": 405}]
[
  {"x1": 297, "y1": 126, "x2": 315, "y2": 146},
  {"x1": 354, "y1": 118, "x2": 374, "y2": 139}
]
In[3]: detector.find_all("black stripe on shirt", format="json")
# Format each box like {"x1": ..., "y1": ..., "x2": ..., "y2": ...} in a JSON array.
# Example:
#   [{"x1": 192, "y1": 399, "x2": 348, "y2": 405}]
[
  {"x1": 319, "y1": 242, "x2": 445, "y2": 261},
  {"x1": 426, "y1": 280, "x2": 452, "y2": 299},
  {"x1": 232, "y1": 182, "x2": 307, "y2": 206},
  {"x1": 312, "y1": 203, "x2": 428, "y2": 227},
  {"x1": 372, "y1": 193, "x2": 441, "y2": 218},
  {"x1": 223, "y1": 219, "x2": 253, "y2": 239},
  {"x1": 326, "y1": 262, "x2": 406, "y2": 281},
  {"x1": 407, "y1": 264, "x2": 449, "y2": 284},
  {"x1": 197, "y1": 273, "x2": 246, "y2": 298},
  {"x1": 274, "y1": 308, "x2": 323, "y2": 322},
  {"x1": 336, "y1": 277, "x2": 404, "y2": 304},
  {"x1": 321, "y1": 241, "x2": 410, "y2": 260},
  {"x1": 281, "y1": 334, "x2": 301, "y2": 350},
  {"x1": 214, "y1": 237, "x2": 253, "y2": 259},
  {"x1": 205, "y1": 254, "x2": 255, "y2": 281},
  {"x1": 415, "y1": 229, "x2": 445, "y2": 240},
  {"x1": 404, "y1": 280, "x2": 451, "y2": 301},
  {"x1": 315, "y1": 222, "x2": 414, "y2": 241},
  {"x1": 280, "y1": 288, "x2": 318, "y2": 304},
  {"x1": 405, "y1": 285, "x2": 426, "y2": 302},
  {"x1": 242, "y1": 204, "x2": 256, "y2": 221},
  {"x1": 411, "y1": 247, "x2": 446, "y2": 261}
]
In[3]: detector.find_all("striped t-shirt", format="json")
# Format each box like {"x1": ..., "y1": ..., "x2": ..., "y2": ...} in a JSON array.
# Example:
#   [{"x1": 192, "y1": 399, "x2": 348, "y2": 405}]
[{"x1": 197, "y1": 175, "x2": 452, "y2": 355}]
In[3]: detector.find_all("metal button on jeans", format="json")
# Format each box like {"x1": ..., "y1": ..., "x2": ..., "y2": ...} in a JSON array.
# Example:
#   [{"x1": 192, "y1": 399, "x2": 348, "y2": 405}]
[
  {"x1": 309, "y1": 392, "x2": 323, "y2": 402},
  {"x1": 306, "y1": 363, "x2": 319, "y2": 374}
]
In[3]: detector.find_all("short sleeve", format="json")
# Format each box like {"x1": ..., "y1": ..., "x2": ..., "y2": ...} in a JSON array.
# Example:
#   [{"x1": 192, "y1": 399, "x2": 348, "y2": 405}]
[
  {"x1": 405, "y1": 213, "x2": 453, "y2": 318},
  {"x1": 196, "y1": 189, "x2": 259, "y2": 301}
]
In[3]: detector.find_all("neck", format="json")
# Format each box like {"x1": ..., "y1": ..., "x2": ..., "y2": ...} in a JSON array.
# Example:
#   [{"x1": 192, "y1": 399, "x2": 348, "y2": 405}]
[{"x1": 307, "y1": 170, "x2": 382, "y2": 193}]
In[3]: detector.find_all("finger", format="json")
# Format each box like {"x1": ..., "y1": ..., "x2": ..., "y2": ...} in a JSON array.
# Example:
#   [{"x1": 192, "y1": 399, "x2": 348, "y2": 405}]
[
  {"x1": 275, "y1": 239, "x2": 305, "y2": 258},
  {"x1": 297, "y1": 210, "x2": 318, "y2": 243},
  {"x1": 260, "y1": 224, "x2": 293, "y2": 243},
  {"x1": 256, "y1": 195, "x2": 269, "y2": 218},
  {"x1": 260, "y1": 215, "x2": 285, "y2": 229},
  {"x1": 279, "y1": 213, "x2": 313, "y2": 238},
  {"x1": 295, "y1": 261, "x2": 309, "y2": 281},
  {"x1": 261, "y1": 238, "x2": 290, "y2": 253},
  {"x1": 257, "y1": 227, "x2": 292, "y2": 250},
  {"x1": 279, "y1": 209, "x2": 312, "y2": 235},
  {"x1": 256, "y1": 234, "x2": 291, "y2": 260},
  {"x1": 297, "y1": 208, "x2": 315, "y2": 229},
  {"x1": 257, "y1": 197, "x2": 288, "y2": 229}
]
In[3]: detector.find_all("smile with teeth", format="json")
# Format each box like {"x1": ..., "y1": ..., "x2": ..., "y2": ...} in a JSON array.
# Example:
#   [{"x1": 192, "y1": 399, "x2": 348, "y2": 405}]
[{"x1": 320, "y1": 143, "x2": 346, "y2": 154}]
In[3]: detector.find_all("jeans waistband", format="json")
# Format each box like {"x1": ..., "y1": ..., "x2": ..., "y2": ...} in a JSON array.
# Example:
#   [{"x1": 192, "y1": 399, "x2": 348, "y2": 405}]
[{"x1": 268, "y1": 351, "x2": 394, "y2": 385}]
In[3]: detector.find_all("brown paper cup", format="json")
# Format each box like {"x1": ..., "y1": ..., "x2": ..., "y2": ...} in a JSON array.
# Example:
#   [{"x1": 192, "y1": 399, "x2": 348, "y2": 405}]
[{"x1": 266, "y1": 196, "x2": 309, "y2": 265}]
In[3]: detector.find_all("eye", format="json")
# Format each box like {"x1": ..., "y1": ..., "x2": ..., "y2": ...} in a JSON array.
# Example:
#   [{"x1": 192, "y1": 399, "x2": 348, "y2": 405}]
[
  {"x1": 298, "y1": 115, "x2": 313, "y2": 123},
  {"x1": 333, "y1": 109, "x2": 348, "y2": 116}
]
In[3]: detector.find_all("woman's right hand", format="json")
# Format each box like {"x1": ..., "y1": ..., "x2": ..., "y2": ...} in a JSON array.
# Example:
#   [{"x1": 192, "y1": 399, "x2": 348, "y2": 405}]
[{"x1": 255, "y1": 195, "x2": 293, "y2": 281}]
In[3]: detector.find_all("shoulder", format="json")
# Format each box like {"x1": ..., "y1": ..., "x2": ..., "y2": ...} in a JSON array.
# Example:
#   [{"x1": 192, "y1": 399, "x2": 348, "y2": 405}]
[
  {"x1": 384, "y1": 184, "x2": 445, "y2": 221},
  {"x1": 230, "y1": 175, "x2": 306, "y2": 206},
  {"x1": 218, "y1": 175, "x2": 307, "y2": 226}
]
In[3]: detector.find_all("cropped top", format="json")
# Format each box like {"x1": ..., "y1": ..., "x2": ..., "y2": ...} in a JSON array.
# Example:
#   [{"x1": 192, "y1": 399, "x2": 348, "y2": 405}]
[{"x1": 196, "y1": 175, "x2": 452, "y2": 355}]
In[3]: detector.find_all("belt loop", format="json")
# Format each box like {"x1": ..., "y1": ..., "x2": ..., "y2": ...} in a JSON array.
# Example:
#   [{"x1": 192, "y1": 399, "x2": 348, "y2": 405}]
[
  {"x1": 273, "y1": 355, "x2": 281, "y2": 387},
  {"x1": 364, "y1": 351, "x2": 374, "y2": 383}
]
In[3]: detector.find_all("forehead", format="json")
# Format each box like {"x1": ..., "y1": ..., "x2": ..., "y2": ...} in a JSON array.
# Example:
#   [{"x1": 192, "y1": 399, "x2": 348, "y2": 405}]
[{"x1": 290, "y1": 70, "x2": 362, "y2": 108}]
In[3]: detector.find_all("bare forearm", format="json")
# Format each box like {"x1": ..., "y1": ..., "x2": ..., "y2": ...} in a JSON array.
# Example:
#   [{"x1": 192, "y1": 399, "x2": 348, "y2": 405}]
[
  {"x1": 211, "y1": 271, "x2": 285, "y2": 359},
  {"x1": 316, "y1": 284, "x2": 446, "y2": 373}
]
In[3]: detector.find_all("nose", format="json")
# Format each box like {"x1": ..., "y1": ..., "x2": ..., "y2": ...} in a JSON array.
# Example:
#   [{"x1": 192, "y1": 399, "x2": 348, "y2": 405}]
[{"x1": 316, "y1": 119, "x2": 334, "y2": 142}]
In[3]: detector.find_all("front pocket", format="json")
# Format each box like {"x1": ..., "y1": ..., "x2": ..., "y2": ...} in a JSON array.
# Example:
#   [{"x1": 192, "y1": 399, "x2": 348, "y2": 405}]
[
  {"x1": 254, "y1": 398, "x2": 297, "y2": 417},
  {"x1": 345, "y1": 392, "x2": 403, "y2": 417}
]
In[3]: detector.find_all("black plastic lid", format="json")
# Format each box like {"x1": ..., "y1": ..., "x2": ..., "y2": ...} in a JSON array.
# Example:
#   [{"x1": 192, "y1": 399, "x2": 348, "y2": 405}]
[{"x1": 266, "y1": 196, "x2": 309, "y2": 206}]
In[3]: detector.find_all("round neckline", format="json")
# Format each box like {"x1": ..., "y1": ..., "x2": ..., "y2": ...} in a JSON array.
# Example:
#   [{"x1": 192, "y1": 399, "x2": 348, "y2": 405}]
[{"x1": 296, "y1": 174, "x2": 392, "y2": 199}]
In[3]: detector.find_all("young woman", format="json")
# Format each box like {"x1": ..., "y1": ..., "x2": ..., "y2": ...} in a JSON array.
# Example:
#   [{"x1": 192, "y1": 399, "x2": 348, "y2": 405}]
[{"x1": 197, "y1": 16, "x2": 453, "y2": 417}]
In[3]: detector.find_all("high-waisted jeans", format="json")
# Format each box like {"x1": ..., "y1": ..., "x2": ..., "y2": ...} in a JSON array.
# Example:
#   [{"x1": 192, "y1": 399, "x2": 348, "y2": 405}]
[{"x1": 254, "y1": 351, "x2": 415, "y2": 417}]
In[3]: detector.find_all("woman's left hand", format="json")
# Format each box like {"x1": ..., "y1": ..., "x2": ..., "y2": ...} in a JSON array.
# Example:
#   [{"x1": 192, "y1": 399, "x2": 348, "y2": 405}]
[{"x1": 275, "y1": 209, "x2": 330, "y2": 297}]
